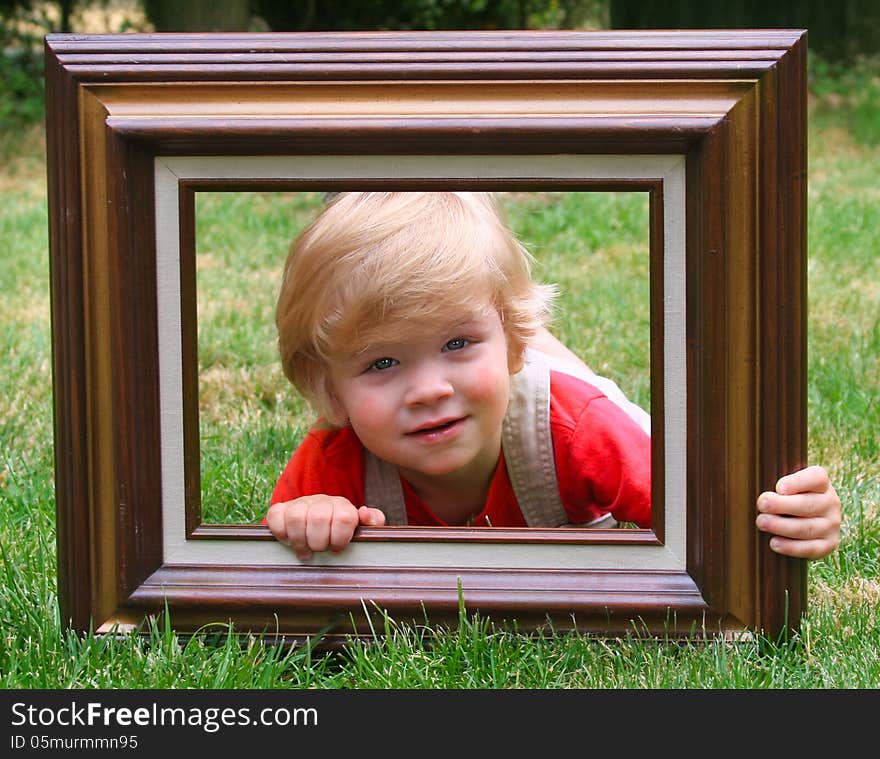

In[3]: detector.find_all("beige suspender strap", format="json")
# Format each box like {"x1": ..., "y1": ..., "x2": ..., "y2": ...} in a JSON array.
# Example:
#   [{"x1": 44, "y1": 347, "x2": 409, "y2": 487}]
[
  {"x1": 500, "y1": 351, "x2": 570, "y2": 527},
  {"x1": 515, "y1": 348, "x2": 620, "y2": 528},
  {"x1": 363, "y1": 448, "x2": 408, "y2": 526}
]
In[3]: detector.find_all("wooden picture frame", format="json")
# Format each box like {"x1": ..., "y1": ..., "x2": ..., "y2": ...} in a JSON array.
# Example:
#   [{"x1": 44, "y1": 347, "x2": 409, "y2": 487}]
[{"x1": 45, "y1": 30, "x2": 808, "y2": 643}]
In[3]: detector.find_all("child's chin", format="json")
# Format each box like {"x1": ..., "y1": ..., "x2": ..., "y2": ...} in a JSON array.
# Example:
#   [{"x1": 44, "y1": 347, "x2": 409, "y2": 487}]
[
  {"x1": 413, "y1": 456, "x2": 477, "y2": 478},
  {"x1": 397, "y1": 454, "x2": 471, "y2": 478}
]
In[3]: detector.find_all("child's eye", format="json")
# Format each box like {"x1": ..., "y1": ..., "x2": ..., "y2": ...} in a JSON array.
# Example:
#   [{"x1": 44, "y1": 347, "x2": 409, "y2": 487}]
[
  {"x1": 443, "y1": 337, "x2": 469, "y2": 352},
  {"x1": 368, "y1": 357, "x2": 398, "y2": 372}
]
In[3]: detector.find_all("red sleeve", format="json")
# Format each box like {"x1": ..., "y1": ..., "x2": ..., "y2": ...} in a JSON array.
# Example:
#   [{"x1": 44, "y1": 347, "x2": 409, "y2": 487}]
[
  {"x1": 269, "y1": 427, "x2": 366, "y2": 508},
  {"x1": 551, "y1": 374, "x2": 652, "y2": 528}
]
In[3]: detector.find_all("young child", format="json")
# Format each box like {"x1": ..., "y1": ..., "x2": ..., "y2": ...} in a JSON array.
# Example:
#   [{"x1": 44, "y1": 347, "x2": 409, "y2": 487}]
[{"x1": 267, "y1": 192, "x2": 841, "y2": 562}]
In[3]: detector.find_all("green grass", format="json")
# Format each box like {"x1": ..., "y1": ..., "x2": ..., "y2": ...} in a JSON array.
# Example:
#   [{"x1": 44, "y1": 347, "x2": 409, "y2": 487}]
[{"x1": 1, "y1": 57, "x2": 879, "y2": 688}]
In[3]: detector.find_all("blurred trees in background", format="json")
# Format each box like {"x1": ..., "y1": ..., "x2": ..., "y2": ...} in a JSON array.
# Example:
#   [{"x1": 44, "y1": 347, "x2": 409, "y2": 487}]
[
  {"x1": 1, "y1": 0, "x2": 879, "y2": 131},
  {"x1": 0, "y1": 0, "x2": 152, "y2": 130},
  {"x1": 143, "y1": 0, "x2": 607, "y2": 33},
  {"x1": 0, "y1": 0, "x2": 69, "y2": 127},
  {"x1": 144, "y1": 0, "x2": 248, "y2": 31},
  {"x1": 610, "y1": 0, "x2": 880, "y2": 65}
]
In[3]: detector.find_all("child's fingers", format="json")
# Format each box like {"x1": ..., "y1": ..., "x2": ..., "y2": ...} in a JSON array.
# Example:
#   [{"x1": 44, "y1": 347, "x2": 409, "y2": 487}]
[
  {"x1": 303, "y1": 499, "x2": 335, "y2": 554},
  {"x1": 756, "y1": 512, "x2": 828, "y2": 541},
  {"x1": 265, "y1": 502, "x2": 291, "y2": 544},
  {"x1": 266, "y1": 500, "x2": 313, "y2": 561},
  {"x1": 358, "y1": 505, "x2": 387, "y2": 527},
  {"x1": 327, "y1": 502, "x2": 361, "y2": 552},
  {"x1": 757, "y1": 490, "x2": 829, "y2": 518},
  {"x1": 756, "y1": 512, "x2": 840, "y2": 558},
  {"x1": 764, "y1": 534, "x2": 840, "y2": 559},
  {"x1": 286, "y1": 503, "x2": 313, "y2": 562},
  {"x1": 266, "y1": 500, "x2": 313, "y2": 559},
  {"x1": 268, "y1": 497, "x2": 364, "y2": 560},
  {"x1": 775, "y1": 465, "x2": 830, "y2": 495}
]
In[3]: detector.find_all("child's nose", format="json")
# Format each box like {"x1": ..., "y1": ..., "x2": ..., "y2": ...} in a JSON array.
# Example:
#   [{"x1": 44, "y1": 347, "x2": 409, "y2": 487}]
[{"x1": 404, "y1": 364, "x2": 454, "y2": 406}]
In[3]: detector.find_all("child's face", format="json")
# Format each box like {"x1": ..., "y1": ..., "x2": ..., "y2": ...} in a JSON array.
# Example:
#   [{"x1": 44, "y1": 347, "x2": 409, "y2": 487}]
[{"x1": 328, "y1": 304, "x2": 512, "y2": 484}]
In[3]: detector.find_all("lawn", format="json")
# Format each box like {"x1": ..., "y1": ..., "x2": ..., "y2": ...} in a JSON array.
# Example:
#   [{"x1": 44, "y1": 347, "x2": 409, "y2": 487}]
[{"x1": 1, "y1": 58, "x2": 878, "y2": 689}]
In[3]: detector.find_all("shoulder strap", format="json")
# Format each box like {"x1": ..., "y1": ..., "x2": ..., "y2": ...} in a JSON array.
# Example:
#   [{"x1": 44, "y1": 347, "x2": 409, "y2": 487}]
[
  {"x1": 363, "y1": 448, "x2": 408, "y2": 526},
  {"x1": 506, "y1": 349, "x2": 623, "y2": 528},
  {"x1": 501, "y1": 350, "x2": 570, "y2": 527}
]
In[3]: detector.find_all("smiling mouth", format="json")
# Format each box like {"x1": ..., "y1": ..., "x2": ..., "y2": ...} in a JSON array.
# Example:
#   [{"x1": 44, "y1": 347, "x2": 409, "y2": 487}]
[{"x1": 408, "y1": 417, "x2": 464, "y2": 435}]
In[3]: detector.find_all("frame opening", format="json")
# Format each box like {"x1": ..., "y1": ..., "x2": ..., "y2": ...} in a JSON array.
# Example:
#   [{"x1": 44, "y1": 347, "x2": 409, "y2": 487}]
[{"x1": 192, "y1": 189, "x2": 652, "y2": 531}]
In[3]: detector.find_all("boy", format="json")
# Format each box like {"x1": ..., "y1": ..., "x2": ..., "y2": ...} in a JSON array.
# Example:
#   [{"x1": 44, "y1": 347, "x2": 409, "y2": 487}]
[{"x1": 267, "y1": 192, "x2": 841, "y2": 562}]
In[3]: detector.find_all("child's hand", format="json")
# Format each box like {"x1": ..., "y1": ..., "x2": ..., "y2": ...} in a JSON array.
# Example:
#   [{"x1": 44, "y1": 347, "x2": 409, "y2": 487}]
[
  {"x1": 266, "y1": 495, "x2": 386, "y2": 562},
  {"x1": 755, "y1": 465, "x2": 841, "y2": 559}
]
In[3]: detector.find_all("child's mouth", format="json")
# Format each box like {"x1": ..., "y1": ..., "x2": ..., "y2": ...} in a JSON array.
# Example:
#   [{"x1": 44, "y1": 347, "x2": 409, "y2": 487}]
[{"x1": 408, "y1": 417, "x2": 464, "y2": 437}]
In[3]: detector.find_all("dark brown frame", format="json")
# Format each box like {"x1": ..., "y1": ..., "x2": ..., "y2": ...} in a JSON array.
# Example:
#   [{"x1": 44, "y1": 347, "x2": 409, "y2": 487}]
[{"x1": 45, "y1": 30, "x2": 808, "y2": 644}]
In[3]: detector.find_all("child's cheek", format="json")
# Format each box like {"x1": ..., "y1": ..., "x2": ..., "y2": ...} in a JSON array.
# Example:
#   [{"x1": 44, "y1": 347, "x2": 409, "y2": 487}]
[
  {"x1": 469, "y1": 364, "x2": 511, "y2": 408},
  {"x1": 349, "y1": 400, "x2": 392, "y2": 435},
  {"x1": 347, "y1": 381, "x2": 404, "y2": 437}
]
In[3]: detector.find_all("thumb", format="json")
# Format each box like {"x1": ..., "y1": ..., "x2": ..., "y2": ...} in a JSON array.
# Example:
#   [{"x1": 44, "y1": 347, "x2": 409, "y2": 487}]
[{"x1": 358, "y1": 505, "x2": 386, "y2": 527}]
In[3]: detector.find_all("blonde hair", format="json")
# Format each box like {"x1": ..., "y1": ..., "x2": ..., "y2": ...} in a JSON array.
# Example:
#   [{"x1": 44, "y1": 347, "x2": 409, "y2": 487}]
[{"x1": 276, "y1": 191, "x2": 555, "y2": 425}]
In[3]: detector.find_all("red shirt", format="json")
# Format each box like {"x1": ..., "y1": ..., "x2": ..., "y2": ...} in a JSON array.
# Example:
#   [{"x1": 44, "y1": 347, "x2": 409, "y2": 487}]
[{"x1": 270, "y1": 370, "x2": 651, "y2": 528}]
